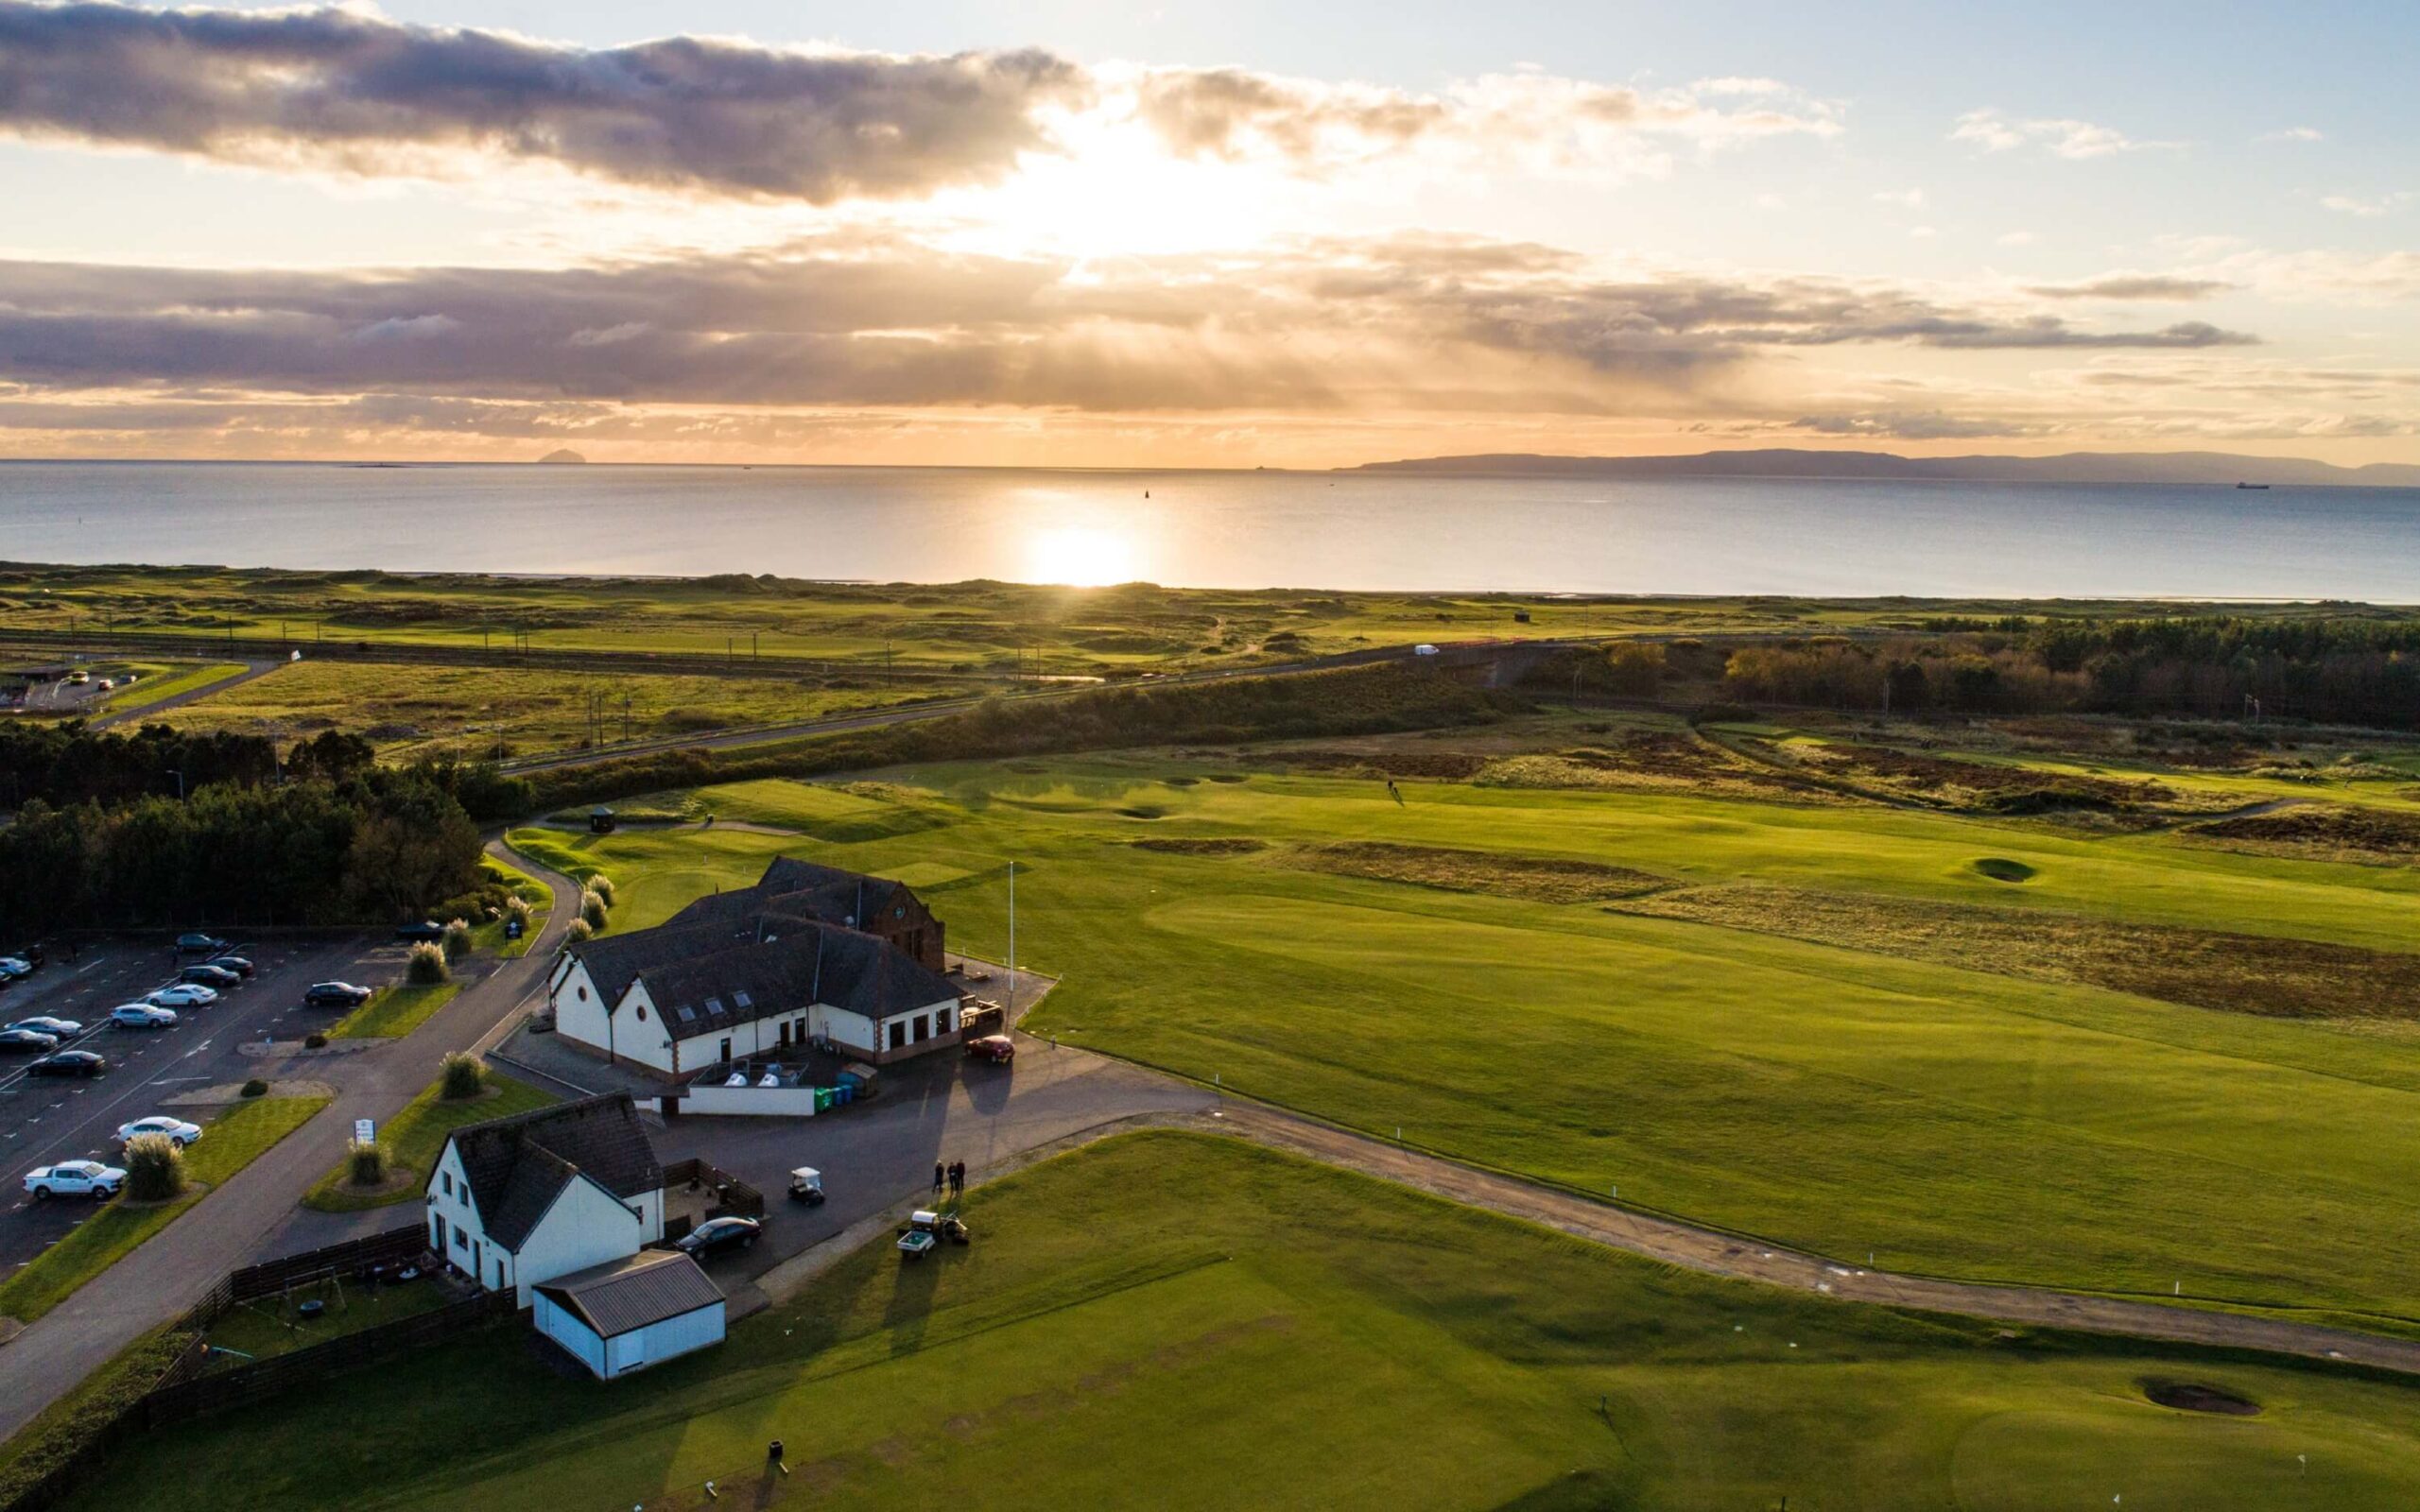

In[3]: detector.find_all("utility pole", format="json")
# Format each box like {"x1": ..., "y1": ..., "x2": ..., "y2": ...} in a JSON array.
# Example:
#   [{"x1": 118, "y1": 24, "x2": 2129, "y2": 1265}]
[{"x1": 1006, "y1": 861, "x2": 1016, "y2": 1021}]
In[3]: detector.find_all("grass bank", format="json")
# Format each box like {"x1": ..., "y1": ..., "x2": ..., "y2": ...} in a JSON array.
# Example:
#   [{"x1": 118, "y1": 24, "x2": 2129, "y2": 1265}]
[
  {"x1": 302, "y1": 1071, "x2": 551, "y2": 1212},
  {"x1": 0, "y1": 1096, "x2": 329, "y2": 1324},
  {"x1": 60, "y1": 1131, "x2": 2420, "y2": 1511},
  {"x1": 328, "y1": 981, "x2": 464, "y2": 1040}
]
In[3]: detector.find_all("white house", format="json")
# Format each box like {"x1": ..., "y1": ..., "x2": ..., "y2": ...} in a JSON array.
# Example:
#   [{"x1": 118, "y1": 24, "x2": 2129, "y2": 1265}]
[
  {"x1": 424, "y1": 1091, "x2": 666, "y2": 1306},
  {"x1": 549, "y1": 859, "x2": 967, "y2": 1078},
  {"x1": 532, "y1": 1249, "x2": 726, "y2": 1379}
]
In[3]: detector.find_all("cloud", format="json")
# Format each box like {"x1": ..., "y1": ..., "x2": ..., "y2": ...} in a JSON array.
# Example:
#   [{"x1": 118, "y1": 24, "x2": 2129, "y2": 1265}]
[
  {"x1": 1128, "y1": 67, "x2": 1841, "y2": 178},
  {"x1": 2023, "y1": 275, "x2": 2234, "y2": 301},
  {"x1": 2320, "y1": 192, "x2": 2412, "y2": 217},
  {"x1": 1872, "y1": 188, "x2": 1925, "y2": 207},
  {"x1": 0, "y1": 0, "x2": 1089, "y2": 200},
  {"x1": 0, "y1": 234, "x2": 2262, "y2": 428},
  {"x1": 2258, "y1": 126, "x2": 2325, "y2": 144},
  {"x1": 1789, "y1": 409, "x2": 2043, "y2": 440},
  {"x1": 1950, "y1": 109, "x2": 2178, "y2": 160}
]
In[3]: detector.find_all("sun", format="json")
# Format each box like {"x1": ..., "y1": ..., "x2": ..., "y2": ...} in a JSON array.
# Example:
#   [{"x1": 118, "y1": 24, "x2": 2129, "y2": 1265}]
[{"x1": 1025, "y1": 525, "x2": 1138, "y2": 587}]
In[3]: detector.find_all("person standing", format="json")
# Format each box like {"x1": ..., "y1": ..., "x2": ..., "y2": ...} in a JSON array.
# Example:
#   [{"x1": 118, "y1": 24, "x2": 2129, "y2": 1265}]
[{"x1": 933, "y1": 1161, "x2": 945, "y2": 1195}]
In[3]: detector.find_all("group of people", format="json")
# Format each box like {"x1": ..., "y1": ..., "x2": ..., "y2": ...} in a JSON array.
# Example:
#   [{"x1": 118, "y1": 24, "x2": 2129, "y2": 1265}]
[{"x1": 932, "y1": 1160, "x2": 967, "y2": 1197}]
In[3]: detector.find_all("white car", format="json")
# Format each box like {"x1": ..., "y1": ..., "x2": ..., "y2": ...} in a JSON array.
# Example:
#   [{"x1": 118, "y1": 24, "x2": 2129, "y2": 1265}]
[
  {"x1": 146, "y1": 984, "x2": 217, "y2": 1009},
  {"x1": 112, "y1": 1004, "x2": 177, "y2": 1030},
  {"x1": 24, "y1": 1160, "x2": 124, "y2": 1200},
  {"x1": 5, "y1": 1016, "x2": 79, "y2": 1037},
  {"x1": 117, "y1": 1116, "x2": 203, "y2": 1147},
  {"x1": 0, "y1": 957, "x2": 33, "y2": 981}
]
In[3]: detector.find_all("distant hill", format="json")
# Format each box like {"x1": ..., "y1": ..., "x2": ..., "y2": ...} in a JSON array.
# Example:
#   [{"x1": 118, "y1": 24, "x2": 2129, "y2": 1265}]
[
  {"x1": 536, "y1": 448, "x2": 588, "y2": 465},
  {"x1": 1351, "y1": 447, "x2": 2420, "y2": 489}
]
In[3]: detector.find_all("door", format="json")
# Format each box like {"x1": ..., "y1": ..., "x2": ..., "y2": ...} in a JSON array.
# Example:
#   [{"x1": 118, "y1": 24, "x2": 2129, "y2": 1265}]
[
  {"x1": 778, "y1": 1021, "x2": 792, "y2": 1047},
  {"x1": 620, "y1": 1328, "x2": 649, "y2": 1374},
  {"x1": 718, "y1": 1037, "x2": 732, "y2": 1066}
]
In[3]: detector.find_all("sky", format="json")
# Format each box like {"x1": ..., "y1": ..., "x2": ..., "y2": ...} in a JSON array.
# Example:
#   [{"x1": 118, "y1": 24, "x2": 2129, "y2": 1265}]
[{"x1": 0, "y1": 0, "x2": 2415, "y2": 467}]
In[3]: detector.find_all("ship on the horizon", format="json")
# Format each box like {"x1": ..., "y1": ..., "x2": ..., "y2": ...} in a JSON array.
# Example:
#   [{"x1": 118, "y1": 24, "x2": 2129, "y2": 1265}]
[{"x1": 2236, "y1": 481, "x2": 2272, "y2": 490}]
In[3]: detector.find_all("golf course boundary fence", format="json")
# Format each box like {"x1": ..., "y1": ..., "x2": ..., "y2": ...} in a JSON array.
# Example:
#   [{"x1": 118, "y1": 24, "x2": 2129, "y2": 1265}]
[{"x1": 1, "y1": 1231, "x2": 510, "y2": 1512}]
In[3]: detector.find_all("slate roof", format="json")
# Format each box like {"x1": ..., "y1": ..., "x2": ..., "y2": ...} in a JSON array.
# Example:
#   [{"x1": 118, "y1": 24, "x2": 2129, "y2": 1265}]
[
  {"x1": 447, "y1": 1092, "x2": 661, "y2": 1252},
  {"x1": 564, "y1": 859, "x2": 957, "y2": 1040},
  {"x1": 536, "y1": 1249, "x2": 725, "y2": 1339}
]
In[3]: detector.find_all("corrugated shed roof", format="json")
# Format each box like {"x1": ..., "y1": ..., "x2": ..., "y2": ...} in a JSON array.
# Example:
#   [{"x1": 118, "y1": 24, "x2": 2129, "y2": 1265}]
[{"x1": 536, "y1": 1249, "x2": 725, "y2": 1338}]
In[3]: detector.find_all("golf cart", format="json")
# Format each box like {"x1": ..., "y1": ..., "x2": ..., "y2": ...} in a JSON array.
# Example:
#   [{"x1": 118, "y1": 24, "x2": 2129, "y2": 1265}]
[
  {"x1": 786, "y1": 1167, "x2": 826, "y2": 1206},
  {"x1": 897, "y1": 1208, "x2": 970, "y2": 1259}
]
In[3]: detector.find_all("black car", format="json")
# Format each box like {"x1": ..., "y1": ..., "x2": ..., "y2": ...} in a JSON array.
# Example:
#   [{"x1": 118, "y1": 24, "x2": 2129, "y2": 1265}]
[
  {"x1": 673, "y1": 1216, "x2": 761, "y2": 1258},
  {"x1": 174, "y1": 933, "x2": 230, "y2": 956},
  {"x1": 180, "y1": 963, "x2": 241, "y2": 988},
  {"x1": 394, "y1": 921, "x2": 445, "y2": 943},
  {"x1": 0, "y1": 1027, "x2": 59, "y2": 1054},
  {"x1": 206, "y1": 954, "x2": 255, "y2": 978},
  {"x1": 304, "y1": 981, "x2": 374, "y2": 1008},
  {"x1": 27, "y1": 1050, "x2": 105, "y2": 1077}
]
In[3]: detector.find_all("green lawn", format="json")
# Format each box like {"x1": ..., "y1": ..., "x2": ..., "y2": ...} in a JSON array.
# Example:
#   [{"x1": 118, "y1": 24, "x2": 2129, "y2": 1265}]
[
  {"x1": 92, "y1": 660, "x2": 250, "y2": 715},
  {"x1": 60, "y1": 1130, "x2": 2420, "y2": 1512},
  {"x1": 202, "y1": 1276, "x2": 452, "y2": 1365},
  {"x1": 329, "y1": 980, "x2": 464, "y2": 1040},
  {"x1": 512, "y1": 757, "x2": 2420, "y2": 1331},
  {"x1": 0, "y1": 1097, "x2": 328, "y2": 1323},
  {"x1": 302, "y1": 1071, "x2": 552, "y2": 1212}
]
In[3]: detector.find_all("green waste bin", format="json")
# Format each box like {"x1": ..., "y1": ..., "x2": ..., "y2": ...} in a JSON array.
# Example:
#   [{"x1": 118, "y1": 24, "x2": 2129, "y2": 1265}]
[{"x1": 814, "y1": 1086, "x2": 836, "y2": 1113}]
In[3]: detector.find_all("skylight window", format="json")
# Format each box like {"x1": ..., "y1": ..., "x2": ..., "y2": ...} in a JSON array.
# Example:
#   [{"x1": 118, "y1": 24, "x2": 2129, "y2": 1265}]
[
  {"x1": 733, "y1": 989, "x2": 753, "y2": 1009},
  {"x1": 675, "y1": 1005, "x2": 696, "y2": 1023},
  {"x1": 703, "y1": 996, "x2": 724, "y2": 1017}
]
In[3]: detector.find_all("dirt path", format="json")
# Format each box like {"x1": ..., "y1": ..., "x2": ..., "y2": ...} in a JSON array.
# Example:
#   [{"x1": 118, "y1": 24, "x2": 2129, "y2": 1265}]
[{"x1": 1186, "y1": 1102, "x2": 2420, "y2": 1377}]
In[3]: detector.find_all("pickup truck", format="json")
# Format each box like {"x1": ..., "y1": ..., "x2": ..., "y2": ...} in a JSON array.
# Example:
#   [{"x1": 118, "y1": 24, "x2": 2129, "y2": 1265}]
[{"x1": 25, "y1": 1160, "x2": 125, "y2": 1200}]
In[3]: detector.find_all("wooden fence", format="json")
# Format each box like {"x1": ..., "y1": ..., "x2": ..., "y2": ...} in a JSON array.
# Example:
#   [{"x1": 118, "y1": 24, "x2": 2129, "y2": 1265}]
[
  {"x1": 662, "y1": 1157, "x2": 766, "y2": 1219},
  {"x1": 1, "y1": 1229, "x2": 503, "y2": 1512}
]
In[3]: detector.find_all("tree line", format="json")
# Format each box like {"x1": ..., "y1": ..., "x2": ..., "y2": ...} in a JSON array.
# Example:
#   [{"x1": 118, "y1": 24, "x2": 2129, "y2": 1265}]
[
  {"x1": 1717, "y1": 615, "x2": 2420, "y2": 728},
  {"x1": 0, "y1": 725, "x2": 513, "y2": 936}
]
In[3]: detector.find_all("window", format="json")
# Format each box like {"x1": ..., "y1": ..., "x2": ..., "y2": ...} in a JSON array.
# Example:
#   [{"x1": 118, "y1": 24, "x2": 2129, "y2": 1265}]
[
  {"x1": 936, "y1": 1007, "x2": 953, "y2": 1034},
  {"x1": 733, "y1": 989, "x2": 753, "y2": 1010},
  {"x1": 577, "y1": 986, "x2": 588, "y2": 1002},
  {"x1": 703, "y1": 996, "x2": 724, "y2": 1018},
  {"x1": 635, "y1": 1004, "x2": 647, "y2": 1022},
  {"x1": 912, "y1": 1014, "x2": 930, "y2": 1043},
  {"x1": 454, "y1": 1228, "x2": 469, "y2": 1252},
  {"x1": 441, "y1": 1172, "x2": 454, "y2": 1197},
  {"x1": 890, "y1": 1021, "x2": 908, "y2": 1050},
  {"x1": 676, "y1": 1005, "x2": 696, "y2": 1024}
]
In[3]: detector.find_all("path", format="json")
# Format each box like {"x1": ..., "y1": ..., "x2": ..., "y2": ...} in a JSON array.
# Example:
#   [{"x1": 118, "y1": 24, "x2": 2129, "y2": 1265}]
[
  {"x1": 0, "y1": 839, "x2": 579, "y2": 1444},
  {"x1": 1197, "y1": 1101, "x2": 2420, "y2": 1378},
  {"x1": 87, "y1": 660, "x2": 281, "y2": 731}
]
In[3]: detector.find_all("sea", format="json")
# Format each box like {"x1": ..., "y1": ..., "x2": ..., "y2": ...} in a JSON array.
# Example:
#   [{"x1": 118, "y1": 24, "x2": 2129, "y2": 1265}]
[{"x1": 2, "y1": 460, "x2": 2418, "y2": 600}]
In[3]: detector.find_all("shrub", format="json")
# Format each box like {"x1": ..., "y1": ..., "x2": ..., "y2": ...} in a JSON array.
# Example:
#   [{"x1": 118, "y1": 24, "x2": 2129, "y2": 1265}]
[
  {"x1": 566, "y1": 918, "x2": 594, "y2": 942},
  {"x1": 122, "y1": 1133, "x2": 185, "y2": 1202},
  {"x1": 586, "y1": 873, "x2": 616, "y2": 906},
  {"x1": 505, "y1": 894, "x2": 533, "y2": 926},
  {"x1": 440, "y1": 1051, "x2": 488, "y2": 1101},
  {"x1": 347, "y1": 1139, "x2": 389, "y2": 1187},
  {"x1": 579, "y1": 889, "x2": 609, "y2": 931},
  {"x1": 406, "y1": 941, "x2": 450, "y2": 984},
  {"x1": 440, "y1": 918, "x2": 473, "y2": 961},
  {"x1": 239, "y1": 1077, "x2": 268, "y2": 1098},
  {"x1": 303, "y1": 1032, "x2": 328, "y2": 1049}
]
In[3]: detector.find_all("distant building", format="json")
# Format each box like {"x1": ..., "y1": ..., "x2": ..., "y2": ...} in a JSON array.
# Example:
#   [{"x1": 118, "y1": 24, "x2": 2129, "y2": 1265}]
[
  {"x1": 548, "y1": 858, "x2": 964, "y2": 1075},
  {"x1": 425, "y1": 1091, "x2": 666, "y2": 1305}
]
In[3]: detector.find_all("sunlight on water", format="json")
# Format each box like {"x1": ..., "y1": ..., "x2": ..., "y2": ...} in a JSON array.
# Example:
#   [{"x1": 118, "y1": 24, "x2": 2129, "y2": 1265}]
[{"x1": 1025, "y1": 524, "x2": 1140, "y2": 587}]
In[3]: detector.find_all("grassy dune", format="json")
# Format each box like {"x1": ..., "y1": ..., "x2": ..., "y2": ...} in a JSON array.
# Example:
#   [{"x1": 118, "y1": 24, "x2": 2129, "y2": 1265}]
[
  {"x1": 63, "y1": 1132, "x2": 2420, "y2": 1511},
  {"x1": 510, "y1": 749, "x2": 2420, "y2": 1327}
]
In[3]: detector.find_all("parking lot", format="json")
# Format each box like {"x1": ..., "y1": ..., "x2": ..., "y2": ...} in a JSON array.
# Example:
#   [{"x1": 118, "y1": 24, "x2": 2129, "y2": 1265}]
[
  {"x1": 0, "y1": 933, "x2": 389, "y2": 1271},
  {"x1": 649, "y1": 1034, "x2": 1214, "y2": 1291}
]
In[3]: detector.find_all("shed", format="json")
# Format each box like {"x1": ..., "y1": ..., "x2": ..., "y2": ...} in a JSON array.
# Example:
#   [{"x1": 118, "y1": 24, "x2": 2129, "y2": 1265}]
[
  {"x1": 590, "y1": 806, "x2": 617, "y2": 834},
  {"x1": 531, "y1": 1249, "x2": 725, "y2": 1379}
]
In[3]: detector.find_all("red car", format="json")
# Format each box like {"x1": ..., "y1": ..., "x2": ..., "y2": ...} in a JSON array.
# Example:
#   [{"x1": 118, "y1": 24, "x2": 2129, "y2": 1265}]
[{"x1": 963, "y1": 1034, "x2": 1014, "y2": 1064}]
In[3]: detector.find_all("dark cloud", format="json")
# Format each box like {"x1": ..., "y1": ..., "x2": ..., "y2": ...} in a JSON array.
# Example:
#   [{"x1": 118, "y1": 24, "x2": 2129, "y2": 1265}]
[
  {"x1": 0, "y1": 1, "x2": 1086, "y2": 200},
  {"x1": 0, "y1": 236, "x2": 2264, "y2": 419},
  {"x1": 2024, "y1": 276, "x2": 2235, "y2": 301}
]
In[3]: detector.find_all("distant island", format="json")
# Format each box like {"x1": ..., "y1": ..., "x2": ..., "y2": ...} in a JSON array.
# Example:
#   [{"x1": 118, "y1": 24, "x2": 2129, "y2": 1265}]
[
  {"x1": 536, "y1": 448, "x2": 588, "y2": 465},
  {"x1": 1352, "y1": 447, "x2": 2420, "y2": 489}
]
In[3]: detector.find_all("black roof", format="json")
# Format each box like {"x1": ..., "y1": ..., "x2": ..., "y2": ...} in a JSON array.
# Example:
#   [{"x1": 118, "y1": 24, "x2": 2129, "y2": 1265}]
[
  {"x1": 535, "y1": 1249, "x2": 724, "y2": 1339},
  {"x1": 564, "y1": 859, "x2": 956, "y2": 1037},
  {"x1": 444, "y1": 1092, "x2": 661, "y2": 1252}
]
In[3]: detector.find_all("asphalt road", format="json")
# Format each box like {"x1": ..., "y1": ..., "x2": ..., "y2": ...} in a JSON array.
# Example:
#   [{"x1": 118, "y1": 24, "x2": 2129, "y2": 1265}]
[
  {"x1": 0, "y1": 935, "x2": 386, "y2": 1269},
  {"x1": 87, "y1": 661, "x2": 279, "y2": 731}
]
